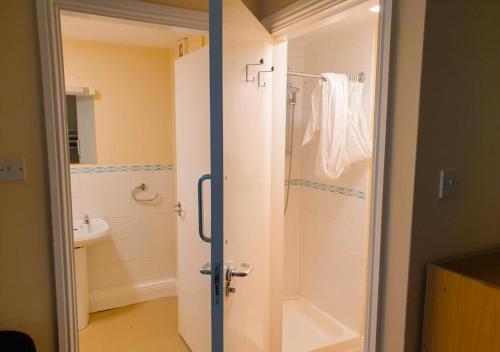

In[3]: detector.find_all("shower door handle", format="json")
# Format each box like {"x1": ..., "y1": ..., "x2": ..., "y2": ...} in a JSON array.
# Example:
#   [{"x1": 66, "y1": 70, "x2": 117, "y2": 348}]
[
  {"x1": 197, "y1": 174, "x2": 212, "y2": 243},
  {"x1": 225, "y1": 263, "x2": 253, "y2": 296},
  {"x1": 226, "y1": 263, "x2": 253, "y2": 280}
]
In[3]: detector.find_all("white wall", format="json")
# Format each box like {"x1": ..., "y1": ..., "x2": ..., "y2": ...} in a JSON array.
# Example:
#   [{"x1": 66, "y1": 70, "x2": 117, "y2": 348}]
[
  {"x1": 284, "y1": 18, "x2": 376, "y2": 334},
  {"x1": 70, "y1": 165, "x2": 176, "y2": 310}
]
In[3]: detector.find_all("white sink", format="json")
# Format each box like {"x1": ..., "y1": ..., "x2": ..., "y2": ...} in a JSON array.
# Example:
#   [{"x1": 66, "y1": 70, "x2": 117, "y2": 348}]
[{"x1": 73, "y1": 218, "x2": 110, "y2": 248}]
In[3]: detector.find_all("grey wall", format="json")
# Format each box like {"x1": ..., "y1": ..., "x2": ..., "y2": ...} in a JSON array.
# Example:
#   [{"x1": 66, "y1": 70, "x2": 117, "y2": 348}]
[{"x1": 404, "y1": 0, "x2": 500, "y2": 351}]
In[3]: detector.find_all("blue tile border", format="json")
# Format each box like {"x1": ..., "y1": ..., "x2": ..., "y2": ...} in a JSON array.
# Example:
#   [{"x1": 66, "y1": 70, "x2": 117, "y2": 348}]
[
  {"x1": 286, "y1": 178, "x2": 366, "y2": 199},
  {"x1": 70, "y1": 164, "x2": 174, "y2": 174}
]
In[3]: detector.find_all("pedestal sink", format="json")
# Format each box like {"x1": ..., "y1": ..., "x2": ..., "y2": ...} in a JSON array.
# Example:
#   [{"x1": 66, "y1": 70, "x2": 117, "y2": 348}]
[{"x1": 73, "y1": 217, "x2": 110, "y2": 330}]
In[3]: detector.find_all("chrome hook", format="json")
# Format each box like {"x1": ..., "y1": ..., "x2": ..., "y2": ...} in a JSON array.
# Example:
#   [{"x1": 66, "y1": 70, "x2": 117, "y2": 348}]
[
  {"x1": 245, "y1": 58, "x2": 264, "y2": 82},
  {"x1": 258, "y1": 66, "x2": 274, "y2": 87}
]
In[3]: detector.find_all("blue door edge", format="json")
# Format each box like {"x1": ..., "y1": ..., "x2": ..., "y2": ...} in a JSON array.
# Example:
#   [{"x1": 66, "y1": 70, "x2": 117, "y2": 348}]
[{"x1": 209, "y1": 0, "x2": 224, "y2": 351}]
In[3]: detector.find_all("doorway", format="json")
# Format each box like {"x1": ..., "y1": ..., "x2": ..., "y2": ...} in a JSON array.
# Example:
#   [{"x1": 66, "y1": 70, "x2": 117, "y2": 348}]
[{"x1": 37, "y1": 0, "x2": 392, "y2": 351}]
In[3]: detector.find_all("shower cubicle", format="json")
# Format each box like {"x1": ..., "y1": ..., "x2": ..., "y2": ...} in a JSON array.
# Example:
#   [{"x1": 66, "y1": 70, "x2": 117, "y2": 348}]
[{"x1": 282, "y1": 4, "x2": 378, "y2": 351}]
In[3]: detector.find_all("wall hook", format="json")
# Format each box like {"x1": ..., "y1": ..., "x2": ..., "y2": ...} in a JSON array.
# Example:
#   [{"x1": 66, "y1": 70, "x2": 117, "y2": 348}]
[
  {"x1": 258, "y1": 66, "x2": 274, "y2": 87},
  {"x1": 245, "y1": 58, "x2": 264, "y2": 82}
]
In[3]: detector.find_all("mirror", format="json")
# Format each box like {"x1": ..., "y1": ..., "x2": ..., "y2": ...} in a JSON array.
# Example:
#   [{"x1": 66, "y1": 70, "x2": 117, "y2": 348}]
[{"x1": 66, "y1": 89, "x2": 97, "y2": 164}]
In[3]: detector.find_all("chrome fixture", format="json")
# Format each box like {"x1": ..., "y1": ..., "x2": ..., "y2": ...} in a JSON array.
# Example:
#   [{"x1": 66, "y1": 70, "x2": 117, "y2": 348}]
[
  {"x1": 173, "y1": 201, "x2": 183, "y2": 217},
  {"x1": 288, "y1": 85, "x2": 300, "y2": 105},
  {"x1": 199, "y1": 262, "x2": 253, "y2": 297},
  {"x1": 245, "y1": 58, "x2": 264, "y2": 82},
  {"x1": 258, "y1": 66, "x2": 274, "y2": 87},
  {"x1": 83, "y1": 214, "x2": 90, "y2": 225},
  {"x1": 285, "y1": 78, "x2": 300, "y2": 214},
  {"x1": 288, "y1": 70, "x2": 366, "y2": 82},
  {"x1": 131, "y1": 183, "x2": 159, "y2": 202},
  {"x1": 225, "y1": 263, "x2": 253, "y2": 296}
]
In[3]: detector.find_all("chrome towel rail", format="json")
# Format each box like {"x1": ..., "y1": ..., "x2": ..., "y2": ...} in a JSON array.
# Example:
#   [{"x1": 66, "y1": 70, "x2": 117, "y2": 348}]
[
  {"x1": 132, "y1": 183, "x2": 159, "y2": 202},
  {"x1": 288, "y1": 70, "x2": 366, "y2": 82}
]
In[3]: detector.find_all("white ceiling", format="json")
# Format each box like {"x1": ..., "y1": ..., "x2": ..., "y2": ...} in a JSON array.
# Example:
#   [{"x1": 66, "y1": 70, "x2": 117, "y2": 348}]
[{"x1": 60, "y1": 11, "x2": 203, "y2": 48}]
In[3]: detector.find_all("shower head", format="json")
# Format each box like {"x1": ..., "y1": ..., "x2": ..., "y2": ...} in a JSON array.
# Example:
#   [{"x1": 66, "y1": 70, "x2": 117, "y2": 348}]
[{"x1": 287, "y1": 85, "x2": 300, "y2": 105}]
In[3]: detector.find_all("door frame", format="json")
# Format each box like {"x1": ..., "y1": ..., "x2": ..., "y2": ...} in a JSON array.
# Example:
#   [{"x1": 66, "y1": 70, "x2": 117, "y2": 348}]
[
  {"x1": 208, "y1": 1, "x2": 224, "y2": 351},
  {"x1": 262, "y1": 0, "x2": 393, "y2": 351},
  {"x1": 36, "y1": 1, "x2": 208, "y2": 350}
]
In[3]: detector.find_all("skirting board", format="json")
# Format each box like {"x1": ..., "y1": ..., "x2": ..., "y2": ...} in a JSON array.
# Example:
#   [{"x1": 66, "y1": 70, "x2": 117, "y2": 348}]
[{"x1": 90, "y1": 278, "x2": 177, "y2": 313}]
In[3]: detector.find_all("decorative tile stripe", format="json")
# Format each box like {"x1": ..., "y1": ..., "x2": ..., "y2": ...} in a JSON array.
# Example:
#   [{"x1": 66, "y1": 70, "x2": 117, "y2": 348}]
[
  {"x1": 70, "y1": 164, "x2": 174, "y2": 174},
  {"x1": 286, "y1": 178, "x2": 366, "y2": 199}
]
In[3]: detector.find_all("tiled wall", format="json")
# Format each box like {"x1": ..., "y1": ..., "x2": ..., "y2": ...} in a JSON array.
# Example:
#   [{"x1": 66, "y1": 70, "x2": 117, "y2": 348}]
[
  {"x1": 285, "y1": 20, "x2": 376, "y2": 334},
  {"x1": 70, "y1": 164, "x2": 176, "y2": 309}
]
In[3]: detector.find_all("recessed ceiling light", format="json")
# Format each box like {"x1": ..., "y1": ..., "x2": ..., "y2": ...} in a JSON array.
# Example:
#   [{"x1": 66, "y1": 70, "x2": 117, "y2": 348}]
[{"x1": 369, "y1": 5, "x2": 380, "y2": 13}]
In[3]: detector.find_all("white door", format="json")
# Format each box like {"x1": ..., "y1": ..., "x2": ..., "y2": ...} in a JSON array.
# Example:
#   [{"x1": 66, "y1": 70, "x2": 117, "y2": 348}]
[
  {"x1": 175, "y1": 46, "x2": 211, "y2": 352},
  {"x1": 176, "y1": 1, "x2": 284, "y2": 350},
  {"x1": 221, "y1": 1, "x2": 281, "y2": 351}
]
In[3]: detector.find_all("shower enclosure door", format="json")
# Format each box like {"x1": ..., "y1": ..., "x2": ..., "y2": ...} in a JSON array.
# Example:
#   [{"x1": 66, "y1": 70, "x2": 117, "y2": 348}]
[{"x1": 208, "y1": 0, "x2": 281, "y2": 351}]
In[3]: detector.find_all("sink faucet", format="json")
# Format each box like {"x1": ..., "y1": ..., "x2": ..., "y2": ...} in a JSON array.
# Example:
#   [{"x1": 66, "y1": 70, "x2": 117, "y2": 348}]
[{"x1": 83, "y1": 214, "x2": 90, "y2": 225}]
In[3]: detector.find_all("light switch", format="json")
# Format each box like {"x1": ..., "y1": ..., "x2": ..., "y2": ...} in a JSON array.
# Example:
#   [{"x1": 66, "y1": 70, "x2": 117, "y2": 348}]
[
  {"x1": 0, "y1": 159, "x2": 25, "y2": 181},
  {"x1": 439, "y1": 169, "x2": 462, "y2": 199}
]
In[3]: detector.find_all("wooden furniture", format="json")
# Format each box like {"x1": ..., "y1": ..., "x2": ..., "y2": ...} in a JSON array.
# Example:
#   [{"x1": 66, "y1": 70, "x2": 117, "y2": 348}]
[{"x1": 422, "y1": 250, "x2": 500, "y2": 351}]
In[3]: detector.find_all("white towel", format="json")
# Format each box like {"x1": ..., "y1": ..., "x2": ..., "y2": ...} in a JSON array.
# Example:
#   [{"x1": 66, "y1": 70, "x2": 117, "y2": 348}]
[{"x1": 302, "y1": 73, "x2": 372, "y2": 180}]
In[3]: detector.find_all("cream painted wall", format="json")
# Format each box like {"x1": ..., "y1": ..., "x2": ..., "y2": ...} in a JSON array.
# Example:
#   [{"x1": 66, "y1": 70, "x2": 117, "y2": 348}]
[
  {"x1": 0, "y1": 1, "x2": 57, "y2": 351},
  {"x1": 62, "y1": 39, "x2": 173, "y2": 165}
]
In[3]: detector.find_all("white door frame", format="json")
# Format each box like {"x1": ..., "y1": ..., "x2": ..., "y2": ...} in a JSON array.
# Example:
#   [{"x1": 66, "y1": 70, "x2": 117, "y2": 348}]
[
  {"x1": 262, "y1": 0, "x2": 393, "y2": 351},
  {"x1": 36, "y1": 1, "x2": 208, "y2": 350},
  {"x1": 38, "y1": 0, "x2": 391, "y2": 350}
]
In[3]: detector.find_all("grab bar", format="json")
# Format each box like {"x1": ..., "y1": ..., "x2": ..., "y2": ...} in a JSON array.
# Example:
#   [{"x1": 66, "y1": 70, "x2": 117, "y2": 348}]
[
  {"x1": 132, "y1": 183, "x2": 159, "y2": 202},
  {"x1": 197, "y1": 174, "x2": 212, "y2": 243}
]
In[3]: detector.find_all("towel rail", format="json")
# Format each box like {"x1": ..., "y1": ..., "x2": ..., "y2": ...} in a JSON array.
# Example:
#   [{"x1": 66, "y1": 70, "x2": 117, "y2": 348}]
[
  {"x1": 288, "y1": 70, "x2": 365, "y2": 83},
  {"x1": 132, "y1": 183, "x2": 159, "y2": 202}
]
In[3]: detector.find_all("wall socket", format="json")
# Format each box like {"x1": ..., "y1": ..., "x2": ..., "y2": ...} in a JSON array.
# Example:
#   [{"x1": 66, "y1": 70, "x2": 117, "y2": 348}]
[
  {"x1": 0, "y1": 159, "x2": 25, "y2": 182},
  {"x1": 439, "y1": 169, "x2": 462, "y2": 199}
]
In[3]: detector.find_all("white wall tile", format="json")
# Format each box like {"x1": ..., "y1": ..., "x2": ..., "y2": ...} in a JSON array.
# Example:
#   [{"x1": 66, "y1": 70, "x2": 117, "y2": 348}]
[
  {"x1": 106, "y1": 194, "x2": 133, "y2": 218},
  {"x1": 106, "y1": 217, "x2": 134, "y2": 240},
  {"x1": 71, "y1": 168, "x2": 176, "y2": 295},
  {"x1": 70, "y1": 173, "x2": 84, "y2": 198},
  {"x1": 81, "y1": 196, "x2": 107, "y2": 219}
]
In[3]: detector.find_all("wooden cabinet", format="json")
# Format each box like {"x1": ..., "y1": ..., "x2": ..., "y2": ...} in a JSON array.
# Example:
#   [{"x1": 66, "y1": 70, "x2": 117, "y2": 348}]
[{"x1": 422, "y1": 250, "x2": 500, "y2": 351}]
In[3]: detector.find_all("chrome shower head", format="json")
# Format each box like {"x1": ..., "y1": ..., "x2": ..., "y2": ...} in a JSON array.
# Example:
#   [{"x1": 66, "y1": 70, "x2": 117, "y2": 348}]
[{"x1": 288, "y1": 85, "x2": 300, "y2": 105}]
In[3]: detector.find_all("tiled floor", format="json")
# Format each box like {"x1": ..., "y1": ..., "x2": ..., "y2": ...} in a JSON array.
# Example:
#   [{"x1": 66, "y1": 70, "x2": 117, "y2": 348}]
[{"x1": 79, "y1": 297, "x2": 190, "y2": 352}]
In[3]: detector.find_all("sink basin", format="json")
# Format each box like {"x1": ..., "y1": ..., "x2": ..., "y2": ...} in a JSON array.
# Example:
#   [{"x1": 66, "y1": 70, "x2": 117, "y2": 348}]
[{"x1": 73, "y1": 218, "x2": 110, "y2": 248}]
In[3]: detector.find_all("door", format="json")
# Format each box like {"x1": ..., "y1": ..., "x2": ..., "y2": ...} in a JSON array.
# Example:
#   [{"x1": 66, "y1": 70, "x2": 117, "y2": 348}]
[
  {"x1": 210, "y1": 0, "x2": 280, "y2": 351},
  {"x1": 175, "y1": 47, "x2": 211, "y2": 352},
  {"x1": 177, "y1": 1, "x2": 281, "y2": 351}
]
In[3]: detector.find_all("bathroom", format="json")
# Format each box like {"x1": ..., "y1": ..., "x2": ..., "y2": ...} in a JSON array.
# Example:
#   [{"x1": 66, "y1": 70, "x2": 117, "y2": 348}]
[
  {"x1": 61, "y1": 11, "x2": 208, "y2": 350},
  {"x1": 60, "y1": 0, "x2": 379, "y2": 351}
]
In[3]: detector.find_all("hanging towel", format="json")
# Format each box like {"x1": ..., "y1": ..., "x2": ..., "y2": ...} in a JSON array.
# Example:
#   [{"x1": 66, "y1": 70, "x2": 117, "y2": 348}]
[{"x1": 302, "y1": 73, "x2": 372, "y2": 180}]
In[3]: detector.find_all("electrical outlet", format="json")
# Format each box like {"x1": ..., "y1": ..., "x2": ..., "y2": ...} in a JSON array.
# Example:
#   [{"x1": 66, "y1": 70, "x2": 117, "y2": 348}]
[
  {"x1": 439, "y1": 169, "x2": 462, "y2": 199},
  {"x1": 0, "y1": 159, "x2": 25, "y2": 182}
]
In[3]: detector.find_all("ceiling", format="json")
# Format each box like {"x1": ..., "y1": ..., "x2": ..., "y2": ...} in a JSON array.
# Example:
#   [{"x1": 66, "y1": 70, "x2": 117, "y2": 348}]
[
  {"x1": 288, "y1": 0, "x2": 379, "y2": 44},
  {"x1": 60, "y1": 11, "x2": 203, "y2": 48}
]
